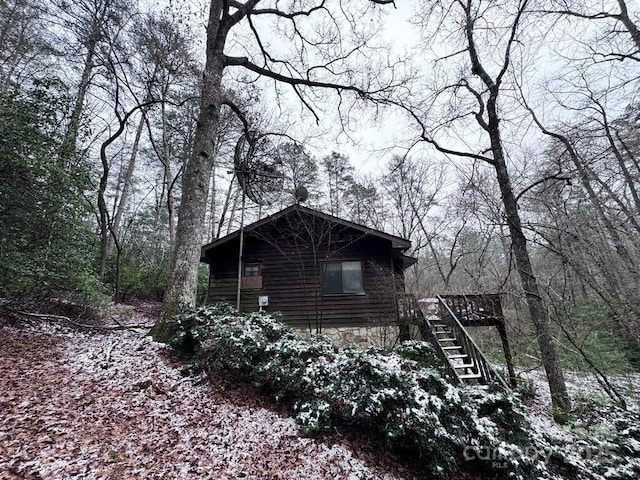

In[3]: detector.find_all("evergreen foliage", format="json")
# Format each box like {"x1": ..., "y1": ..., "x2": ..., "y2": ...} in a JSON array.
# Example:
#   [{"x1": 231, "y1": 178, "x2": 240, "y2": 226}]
[
  {"x1": 166, "y1": 304, "x2": 550, "y2": 477},
  {"x1": 0, "y1": 80, "x2": 100, "y2": 302}
]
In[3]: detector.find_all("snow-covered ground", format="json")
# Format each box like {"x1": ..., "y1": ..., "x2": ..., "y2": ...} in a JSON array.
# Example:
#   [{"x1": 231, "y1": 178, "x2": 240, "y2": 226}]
[
  {"x1": 0, "y1": 318, "x2": 408, "y2": 480},
  {"x1": 2, "y1": 308, "x2": 639, "y2": 480},
  {"x1": 517, "y1": 368, "x2": 640, "y2": 479}
]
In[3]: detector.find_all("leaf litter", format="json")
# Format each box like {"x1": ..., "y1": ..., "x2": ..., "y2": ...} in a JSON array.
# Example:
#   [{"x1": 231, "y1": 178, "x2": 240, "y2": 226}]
[
  {"x1": 2, "y1": 304, "x2": 639, "y2": 480},
  {"x1": 0, "y1": 312, "x2": 408, "y2": 480}
]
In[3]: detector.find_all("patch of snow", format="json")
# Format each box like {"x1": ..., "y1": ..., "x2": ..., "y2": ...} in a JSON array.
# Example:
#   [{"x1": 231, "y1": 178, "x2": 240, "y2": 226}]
[{"x1": 0, "y1": 324, "x2": 404, "y2": 479}]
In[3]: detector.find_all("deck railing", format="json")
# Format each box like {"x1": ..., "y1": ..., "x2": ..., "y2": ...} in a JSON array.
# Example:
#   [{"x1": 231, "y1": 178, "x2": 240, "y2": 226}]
[
  {"x1": 437, "y1": 294, "x2": 504, "y2": 326},
  {"x1": 396, "y1": 293, "x2": 460, "y2": 381}
]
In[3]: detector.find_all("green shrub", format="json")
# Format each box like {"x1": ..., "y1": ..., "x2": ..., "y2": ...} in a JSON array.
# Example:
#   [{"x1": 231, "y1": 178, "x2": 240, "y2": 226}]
[
  {"x1": 516, "y1": 377, "x2": 537, "y2": 401},
  {"x1": 166, "y1": 305, "x2": 550, "y2": 477},
  {"x1": 0, "y1": 80, "x2": 98, "y2": 303}
]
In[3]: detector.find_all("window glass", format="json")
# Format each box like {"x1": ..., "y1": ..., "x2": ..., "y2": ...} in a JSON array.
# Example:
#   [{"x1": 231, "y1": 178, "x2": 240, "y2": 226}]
[
  {"x1": 323, "y1": 261, "x2": 363, "y2": 294},
  {"x1": 342, "y1": 261, "x2": 363, "y2": 293},
  {"x1": 323, "y1": 262, "x2": 342, "y2": 294},
  {"x1": 244, "y1": 264, "x2": 260, "y2": 277}
]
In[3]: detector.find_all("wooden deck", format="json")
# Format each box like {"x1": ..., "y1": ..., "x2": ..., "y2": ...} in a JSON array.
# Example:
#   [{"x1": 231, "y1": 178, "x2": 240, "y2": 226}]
[
  {"x1": 436, "y1": 294, "x2": 505, "y2": 327},
  {"x1": 397, "y1": 293, "x2": 516, "y2": 388}
]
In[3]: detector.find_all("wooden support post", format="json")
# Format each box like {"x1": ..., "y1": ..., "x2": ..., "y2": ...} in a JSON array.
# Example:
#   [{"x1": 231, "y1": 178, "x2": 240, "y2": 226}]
[
  {"x1": 398, "y1": 324, "x2": 411, "y2": 342},
  {"x1": 497, "y1": 321, "x2": 517, "y2": 388}
]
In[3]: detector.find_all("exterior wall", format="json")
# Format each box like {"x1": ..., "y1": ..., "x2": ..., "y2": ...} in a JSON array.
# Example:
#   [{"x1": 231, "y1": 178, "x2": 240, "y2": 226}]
[
  {"x1": 294, "y1": 325, "x2": 401, "y2": 349},
  {"x1": 205, "y1": 213, "x2": 401, "y2": 329}
]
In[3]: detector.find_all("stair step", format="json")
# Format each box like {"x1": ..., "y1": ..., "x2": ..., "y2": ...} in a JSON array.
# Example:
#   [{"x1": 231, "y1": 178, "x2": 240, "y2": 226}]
[
  {"x1": 442, "y1": 345, "x2": 463, "y2": 350},
  {"x1": 459, "y1": 372, "x2": 483, "y2": 380},
  {"x1": 446, "y1": 353, "x2": 469, "y2": 359},
  {"x1": 452, "y1": 360, "x2": 475, "y2": 368},
  {"x1": 437, "y1": 337, "x2": 458, "y2": 342},
  {"x1": 447, "y1": 353, "x2": 469, "y2": 360},
  {"x1": 453, "y1": 364, "x2": 479, "y2": 375}
]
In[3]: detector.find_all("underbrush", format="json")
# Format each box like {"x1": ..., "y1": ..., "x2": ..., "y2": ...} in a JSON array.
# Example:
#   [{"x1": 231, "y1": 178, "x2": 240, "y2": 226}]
[
  {"x1": 164, "y1": 304, "x2": 640, "y2": 479},
  {"x1": 0, "y1": 292, "x2": 110, "y2": 326},
  {"x1": 474, "y1": 303, "x2": 639, "y2": 375},
  {"x1": 166, "y1": 304, "x2": 553, "y2": 478}
]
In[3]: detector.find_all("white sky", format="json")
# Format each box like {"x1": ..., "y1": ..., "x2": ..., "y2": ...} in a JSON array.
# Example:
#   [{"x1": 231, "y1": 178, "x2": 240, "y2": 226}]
[{"x1": 139, "y1": 0, "x2": 639, "y2": 200}]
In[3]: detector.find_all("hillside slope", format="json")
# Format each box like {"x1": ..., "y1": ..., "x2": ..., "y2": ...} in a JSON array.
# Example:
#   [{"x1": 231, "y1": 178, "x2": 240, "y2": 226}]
[
  {"x1": 1, "y1": 304, "x2": 639, "y2": 480},
  {"x1": 0, "y1": 311, "x2": 412, "y2": 480}
]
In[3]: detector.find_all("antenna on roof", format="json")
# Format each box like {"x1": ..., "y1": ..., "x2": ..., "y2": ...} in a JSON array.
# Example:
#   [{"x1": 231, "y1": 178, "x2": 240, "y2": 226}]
[
  {"x1": 232, "y1": 131, "x2": 284, "y2": 311},
  {"x1": 294, "y1": 186, "x2": 308, "y2": 204}
]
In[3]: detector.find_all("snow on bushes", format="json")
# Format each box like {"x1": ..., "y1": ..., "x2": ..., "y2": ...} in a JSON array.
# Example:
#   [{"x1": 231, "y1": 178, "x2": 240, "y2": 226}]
[{"x1": 166, "y1": 304, "x2": 548, "y2": 477}]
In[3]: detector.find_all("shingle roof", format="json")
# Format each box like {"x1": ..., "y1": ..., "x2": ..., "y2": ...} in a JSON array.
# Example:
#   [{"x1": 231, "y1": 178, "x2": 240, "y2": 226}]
[{"x1": 201, "y1": 204, "x2": 412, "y2": 260}]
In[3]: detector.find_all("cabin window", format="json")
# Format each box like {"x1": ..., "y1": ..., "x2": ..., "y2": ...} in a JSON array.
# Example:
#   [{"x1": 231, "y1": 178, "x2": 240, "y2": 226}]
[
  {"x1": 242, "y1": 262, "x2": 262, "y2": 289},
  {"x1": 323, "y1": 261, "x2": 363, "y2": 294},
  {"x1": 244, "y1": 263, "x2": 261, "y2": 277}
]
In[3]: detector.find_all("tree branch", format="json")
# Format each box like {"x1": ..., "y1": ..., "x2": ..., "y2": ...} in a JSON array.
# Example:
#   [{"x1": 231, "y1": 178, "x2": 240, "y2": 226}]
[
  {"x1": 223, "y1": 55, "x2": 373, "y2": 96},
  {"x1": 515, "y1": 174, "x2": 570, "y2": 203}
]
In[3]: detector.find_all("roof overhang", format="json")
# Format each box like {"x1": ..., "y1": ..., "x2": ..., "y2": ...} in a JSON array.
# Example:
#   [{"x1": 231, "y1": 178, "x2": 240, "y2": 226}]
[
  {"x1": 201, "y1": 204, "x2": 413, "y2": 262},
  {"x1": 398, "y1": 254, "x2": 418, "y2": 270}
]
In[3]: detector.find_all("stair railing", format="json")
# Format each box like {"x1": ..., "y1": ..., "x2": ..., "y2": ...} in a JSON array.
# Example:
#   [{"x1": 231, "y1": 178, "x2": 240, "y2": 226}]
[
  {"x1": 436, "y1": 295, "x2": 509, "y2": 389},
  {"x1": 397, "y1": 293, "x2": 461, "y2": 382}
]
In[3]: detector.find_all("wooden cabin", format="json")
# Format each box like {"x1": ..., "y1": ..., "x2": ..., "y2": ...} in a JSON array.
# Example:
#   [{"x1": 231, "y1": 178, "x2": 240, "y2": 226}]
[{"x1": 201, "y1": 205, "x2": 417, "y2": 331}]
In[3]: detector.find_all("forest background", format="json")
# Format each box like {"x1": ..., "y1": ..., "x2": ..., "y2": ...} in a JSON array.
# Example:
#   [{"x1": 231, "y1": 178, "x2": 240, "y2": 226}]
[{"x1": 1, "y1": 0, "x2": 639, "y2": 401}]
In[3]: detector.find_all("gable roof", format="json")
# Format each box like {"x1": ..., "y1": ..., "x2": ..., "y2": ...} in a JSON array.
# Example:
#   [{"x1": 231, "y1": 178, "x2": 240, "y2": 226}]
[{"x1": 201, "y1": 204, "x2": 412, "y2": 260}]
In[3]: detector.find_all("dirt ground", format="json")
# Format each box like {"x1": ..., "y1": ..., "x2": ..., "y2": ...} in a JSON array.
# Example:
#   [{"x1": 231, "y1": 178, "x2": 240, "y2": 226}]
[{"x1": 0, "y1": 305, "x2": 414, "y2": 480}]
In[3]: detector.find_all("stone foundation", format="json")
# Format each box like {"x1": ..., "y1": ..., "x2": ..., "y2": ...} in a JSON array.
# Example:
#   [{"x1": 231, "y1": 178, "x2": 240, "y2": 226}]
[{"x1": 294, "y1": 325, "x2": 400, "y2": 349}]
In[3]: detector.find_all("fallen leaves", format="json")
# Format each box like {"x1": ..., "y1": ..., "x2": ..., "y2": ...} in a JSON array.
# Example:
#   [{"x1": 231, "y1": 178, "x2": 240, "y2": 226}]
[{"x1": 0, "y1": 320, "x2": 407, "y2": 480}]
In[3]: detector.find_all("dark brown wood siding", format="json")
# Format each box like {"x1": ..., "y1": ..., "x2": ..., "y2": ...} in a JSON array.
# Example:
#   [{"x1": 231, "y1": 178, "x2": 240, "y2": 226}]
[{"x1": 205, "y1": 215, "x2": 401, "y2": 329}]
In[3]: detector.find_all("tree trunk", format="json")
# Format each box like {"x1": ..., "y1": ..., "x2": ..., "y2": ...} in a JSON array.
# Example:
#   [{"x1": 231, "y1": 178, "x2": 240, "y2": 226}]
[
  {"x1": 489, "y1": 120, "x2": 571, "y2": 417},
  {"x1": 60, "y1": 7, "x2": 104, "y2": 163},
  {"x1": 556, "y1": 130, "x2": 639, "y2": 284},
  {"x1": 494, "y1": 158, "x2": 571, "y2": 416},
  {"x1": 160, "y1": 100, "x2": 176, "y2": 251},
  {"x1": 98, "y1": 140, "x2": 111, "y2": 282},
  {"x1": 617, "y1": 0, "x2": 640, "y2": 53},
  {"x1": 154, "y1": 0, "x2": 226, "y2": 341},
  {"x1": 215, "y1": 175, "x2": 235, "y2": 240},
  {"x1": 460, "y1": 0, "x2": 571, "y2": 417},
  {"x1": 109, "y1": 110, "x2": 145, "y2": 251}
]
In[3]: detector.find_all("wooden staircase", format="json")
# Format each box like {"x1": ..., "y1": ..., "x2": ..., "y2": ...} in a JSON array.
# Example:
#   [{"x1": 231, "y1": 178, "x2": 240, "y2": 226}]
[{"x1": 398, "y1": 294, "x2": 509, "y2": 389}]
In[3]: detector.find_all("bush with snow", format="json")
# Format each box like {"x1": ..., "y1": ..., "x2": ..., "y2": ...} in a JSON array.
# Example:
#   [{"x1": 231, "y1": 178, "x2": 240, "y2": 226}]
[{"x1": 166, "y1": 305, "x2": 550, "y2": 477}]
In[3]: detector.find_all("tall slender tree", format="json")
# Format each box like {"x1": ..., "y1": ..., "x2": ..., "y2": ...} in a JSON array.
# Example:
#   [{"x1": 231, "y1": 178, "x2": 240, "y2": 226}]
[
  {"x1": 321, "y1": 151, "x2": 355, "y2": 218},
  {"x1": 0, "y1": 0, "x2": 51, "y2": 86},
  {"x1": 406, "y1": 0, "x2": 571, "y2": 417},
  {"x1": 154, "y1": 0, "x2": 403, "y2": 340}
]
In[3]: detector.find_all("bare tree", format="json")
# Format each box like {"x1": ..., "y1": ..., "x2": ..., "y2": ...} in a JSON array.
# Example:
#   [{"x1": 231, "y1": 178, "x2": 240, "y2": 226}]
[
  {"x1": 134, "y1": 12, "x2": 198, "y2": 252},
  {"x1": 403, "y1": 0, "x2": 571, "y2": 416},
  {"x1": 516, "y1": 0, "x2": 640, "y2": 359},
  {"x1": 52, "y1": 0, "x2": 134, "y2": 162},
  {"x1": 0, "y1": 0, "x2": 51, "y2": 86},
  {"x1": 321, "y1": 151, "x2": 355, "y2": 218},
  {"x1": 155, "y1": 0, "x2": 403, "y2": 340},
  {"x1": 108, "y1": 108, "x2": 147, "y2": 253},
  {"x1": 274, "y1": 142, "x2": 323, "y2": 210},
  {"x1": 381, "y1": 154, "x2": 445, "y2": 292},
  {"x1": 542, "y1": 0, "x2": 640, "y2": 61},
  {"x1": 521, "y1": 99, "x2": 640, "y2": 350}
]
